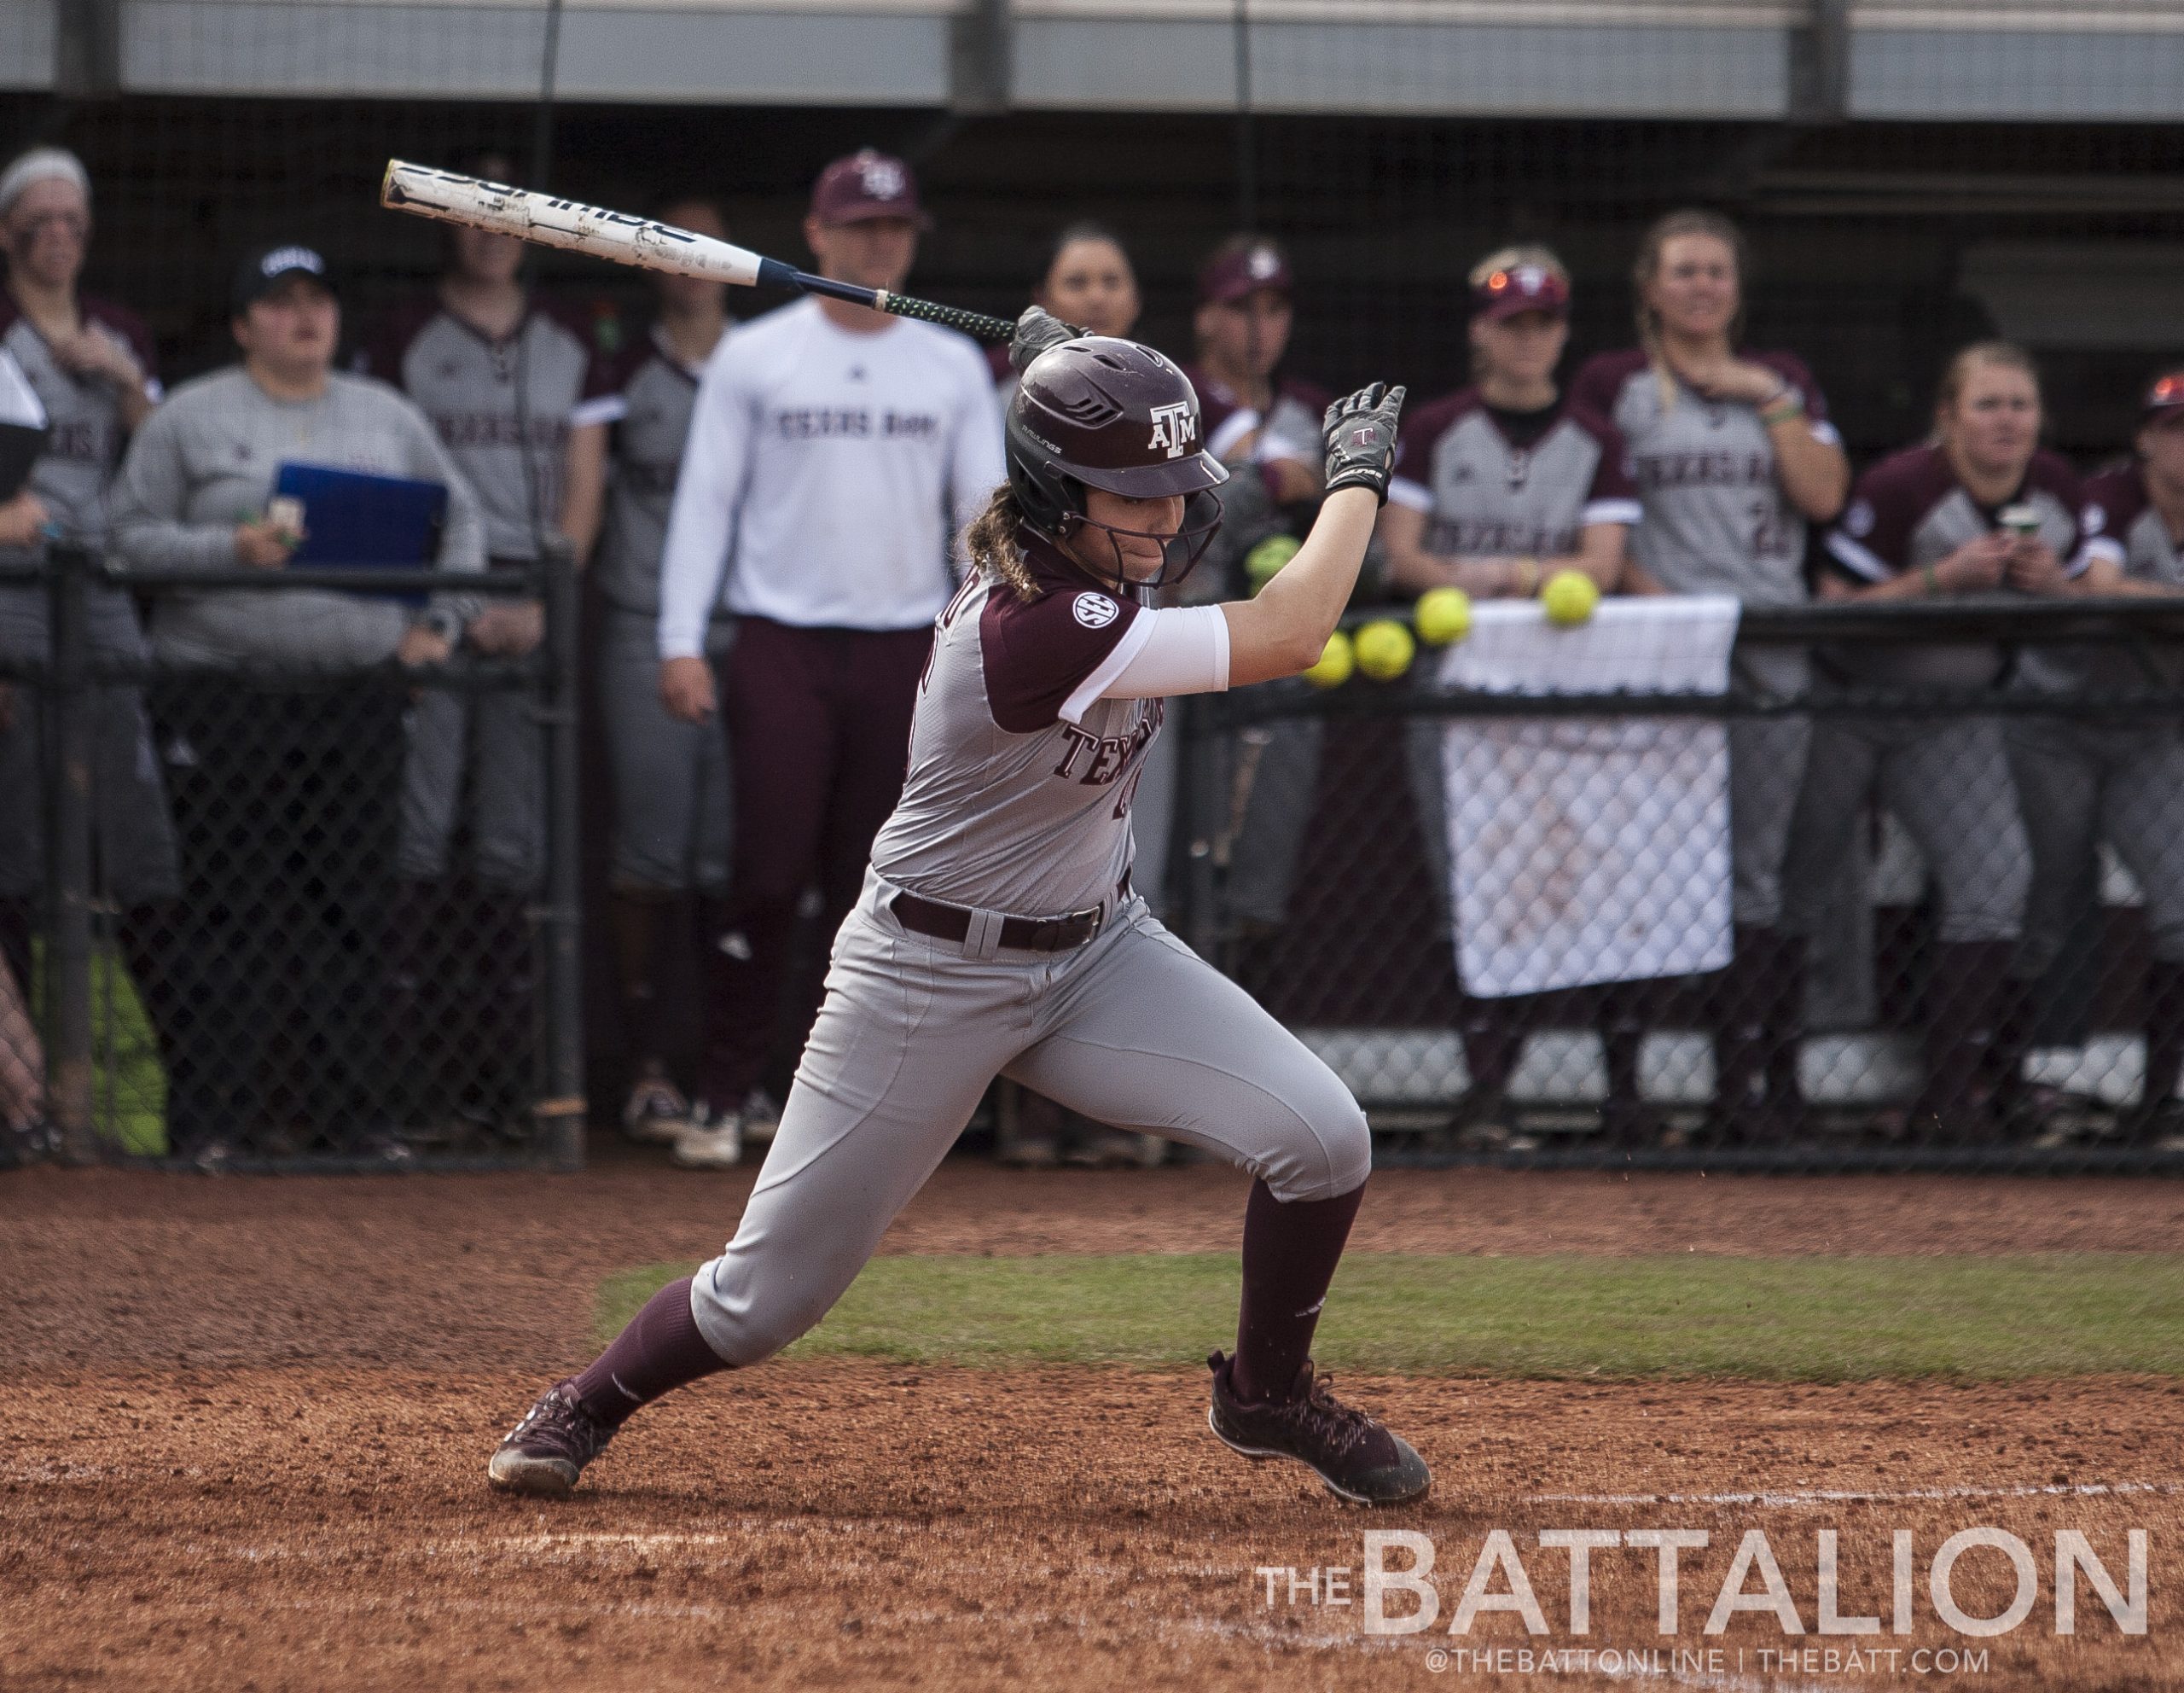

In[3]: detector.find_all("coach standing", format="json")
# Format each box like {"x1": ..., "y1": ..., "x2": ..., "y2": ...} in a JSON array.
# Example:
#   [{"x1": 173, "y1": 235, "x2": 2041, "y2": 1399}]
[{"x1": 658, "y1": 149, "x2": 1002, "y2": 1169}]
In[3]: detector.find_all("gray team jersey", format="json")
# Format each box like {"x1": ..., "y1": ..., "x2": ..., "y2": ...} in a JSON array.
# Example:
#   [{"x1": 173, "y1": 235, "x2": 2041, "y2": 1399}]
[
  {"x1": 871, "y1": 530, "x2": 1159, "y2": 917},
  {"x1": 108, "y1": 365, "x2": 486, "y2": 666},
  {"x1": 1570, "y1": 349, "x2": 1836, "y2": 608},
  {"x1": 1387, "y1": 387, "x2": 1640, "y2": 556},
  {"x1": 596, "y1": 323, "x2": 711, "y2": 618},
  {"x1": 2076, "y1": 463, "x2": 2179, "y2": 686},
  {"x1": 364, "y1": 300, "x2": 618, "y2": 561},
  {"x1": 1824, "y1": 444, "x2": 2091, "y2": 690},
  {"x1": 0, "y1": 298, "x2": 160, "y2": 654}
]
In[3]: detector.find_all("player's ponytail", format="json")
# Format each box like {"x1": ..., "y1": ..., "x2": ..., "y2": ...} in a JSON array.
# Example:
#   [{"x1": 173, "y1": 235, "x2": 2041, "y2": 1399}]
[
  {"x1": 1633, "y1": 207, "x2": 1748, "y2": 417},
  {"x1": 966, "y1": 483, "x2": 1042, "y2": 602}
]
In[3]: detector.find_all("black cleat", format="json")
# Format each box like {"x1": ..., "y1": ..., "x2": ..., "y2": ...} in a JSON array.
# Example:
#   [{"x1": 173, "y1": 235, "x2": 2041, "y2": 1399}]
[
  {"x1": 1206, "y1": 1351, "x2": 1431, "y2": 1507},
  {"x1": 487, "y1": 1378, "x2": 616, "y2": 1497}
]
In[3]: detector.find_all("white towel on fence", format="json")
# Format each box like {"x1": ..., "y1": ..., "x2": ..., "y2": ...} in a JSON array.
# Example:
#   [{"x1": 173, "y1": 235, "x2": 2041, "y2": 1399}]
[{"x1": 1435, "y1": 596, "x2": 1743, "y2": 997}]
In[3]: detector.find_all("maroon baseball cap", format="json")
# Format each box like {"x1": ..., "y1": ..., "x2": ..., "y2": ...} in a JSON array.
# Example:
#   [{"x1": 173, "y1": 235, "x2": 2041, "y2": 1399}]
[
  {"x1": 1472, "y1": 260, "x2": 1570, "y2": 323},
  {"x1": 2143, "y1": 371, "x2": 2184, "y2": 422},
  {"x1": 1197, "y1": 239, "x2": 1292, "y2": 305},
  {"x1": 809, "y1": 149, "x2": 929, "y2": 229}
]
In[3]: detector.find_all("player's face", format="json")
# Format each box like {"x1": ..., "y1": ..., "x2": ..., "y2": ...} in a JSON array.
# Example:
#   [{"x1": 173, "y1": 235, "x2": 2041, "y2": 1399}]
[
  {"x1": 1471, "y1": 310, "x2": 1568, "y2": 389},
  {"x1": 2, "y1": 177, "x2": 89, "y2": 292},
  {"x1": 234, "y1": 276, "x2": 340, "y2": 378},
  {"x1": 451, "y1": 224, "x2": 526, "y2": 288},
  {"x1": 654, "y1": 203, "x2": 731, "y2": 317},
  {"x1": 1196, "y1": 288, "x2": 1292, "y2": 381},
  {"x1": 805, "y1": 216, "x2": 920, "y2": 294},
  {"x1": 2138, "y1": 410, "x2": 2184, "y2": 487},
  {"x1": 1943, "y1": 363, "x2": 2041, "y2": 477},
  {"x1": 1647, "y1": 235, "x2": 1740, "y2": 343},
  {"x1": 1072, "y1": 487, "x2": 1184, "y2": 584},
  {"x1": 1037, "y1": 239, "x2": 1140, "y2": 340}
]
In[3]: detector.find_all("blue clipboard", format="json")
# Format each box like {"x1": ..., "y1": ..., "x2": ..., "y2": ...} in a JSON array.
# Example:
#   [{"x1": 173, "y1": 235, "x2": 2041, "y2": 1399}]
[{"x1": 272, "y1": 462, "x2": 449, "y2": 604}]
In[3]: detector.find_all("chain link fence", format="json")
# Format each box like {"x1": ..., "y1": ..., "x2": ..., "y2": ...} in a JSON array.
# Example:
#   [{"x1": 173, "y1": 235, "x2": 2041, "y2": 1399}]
[
  {"x1": 1170, "y1": 594, "x2": 2184, "y2": 1173},
  {"x1": 0, "y1": 547, "x2": 583, "y2": 1171}
]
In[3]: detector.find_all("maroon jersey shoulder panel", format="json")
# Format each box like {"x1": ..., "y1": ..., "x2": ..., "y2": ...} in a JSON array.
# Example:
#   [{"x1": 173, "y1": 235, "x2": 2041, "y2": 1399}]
[
  {"x1": 2082, "y1": 464, "x2": 2150, "y2": 544},
  {"x1": 1391, "y1": 387, "x2": 1479, "y2": 484},
  {"x1": 1567, "y1": 349, "x2": 1650, "y2": 417},
  {"x1": 1835, "y1": 443, "x2": 1957, "y2": 575},
  {"x1": 1182, "y1": 362, "x2": 1242, "y2": 439},
  {"x1": 979, "y1": 538, "x2": 1143, "y2": 735},
  {"x1": 1565, "y1": 402, "x2": 1638, "y2": 503},
  {"x1": 1279, "y1": 375, "x2": 1333, "y2": 416}
]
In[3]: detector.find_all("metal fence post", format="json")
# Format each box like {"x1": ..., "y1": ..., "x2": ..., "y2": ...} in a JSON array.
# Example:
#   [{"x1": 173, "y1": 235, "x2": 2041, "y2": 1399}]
[
  {"x1": 44, "y1": 544, "x2": 96, "y2": 1163},
  {"x1": 533, "y1": 538, "x2": 586, "y2": 1171}
]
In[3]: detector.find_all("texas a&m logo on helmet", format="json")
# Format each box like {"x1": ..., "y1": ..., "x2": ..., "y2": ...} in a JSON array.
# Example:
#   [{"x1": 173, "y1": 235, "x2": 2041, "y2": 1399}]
[{"x1": 1147, "y1": 401, "x2": 1196, "y2": 459}]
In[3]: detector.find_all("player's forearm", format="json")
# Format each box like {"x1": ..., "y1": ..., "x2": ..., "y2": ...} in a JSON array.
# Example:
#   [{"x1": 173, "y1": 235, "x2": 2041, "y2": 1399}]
[
  {"x1": 557, "y1": 423, "x2": 609, "y2": 564},
  {"x1": 1222, "y1": 487, "x2": 1378, "y2": 682},
  {"x1": 1773, "y1": 430, "x2": 1850, "y2": 522}
]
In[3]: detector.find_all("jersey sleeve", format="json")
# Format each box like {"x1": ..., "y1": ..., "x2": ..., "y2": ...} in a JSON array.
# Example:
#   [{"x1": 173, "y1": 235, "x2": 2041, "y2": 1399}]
[
  {"x1": 564, "y1": 305, "x2": 627, "y2": 429},
  {"x1": 1753, "y1": 350, "x2": 1839, "y2": 446},
  {"x1": 2080, "y1": 466, "x2": 2146, "y2": 576},
  {"x1": 1566, "y1": 351, "x2": 1644, "y2": 423},
  {"x1": 980, "y1": 582, "x2": 1147, "y2": 732},
  {"x1": 1097, "y1": 604, "x2": 1230, "y2": 702},
  {"x1": 1572, "y1": 406, "x2": 1641, "y2": 527},
  {"x1": 1388, "y1": 391, "x2": 1458, "y2": 513},
  {"x1": 1825, "y1": 449, "x2": 1931, "y2": 584},
  {"x1": 657, "y1": 335, "x2": 753, "y2": 660}
]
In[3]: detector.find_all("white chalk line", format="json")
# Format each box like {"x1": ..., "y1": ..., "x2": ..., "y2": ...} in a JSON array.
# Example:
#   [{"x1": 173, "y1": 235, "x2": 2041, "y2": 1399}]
[{"x1": 1525, "y1": 1479, "x2": 2183, "y2": 1508}]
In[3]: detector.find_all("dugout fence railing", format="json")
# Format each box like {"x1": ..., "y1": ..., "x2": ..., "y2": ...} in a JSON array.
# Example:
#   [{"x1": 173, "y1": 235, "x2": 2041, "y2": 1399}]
[
  {"x1": 1173, "y1": 596, "x2": 2184, "y2": 1176},
  {"x1": 0, "y1": 544, "x2": 585, "y2": 1172}
]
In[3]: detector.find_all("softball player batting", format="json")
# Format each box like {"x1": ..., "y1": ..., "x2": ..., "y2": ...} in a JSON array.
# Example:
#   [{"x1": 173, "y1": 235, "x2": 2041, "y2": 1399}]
[{"x1": 489, "y1": 311, "x2": 1429, "y2": 1507}]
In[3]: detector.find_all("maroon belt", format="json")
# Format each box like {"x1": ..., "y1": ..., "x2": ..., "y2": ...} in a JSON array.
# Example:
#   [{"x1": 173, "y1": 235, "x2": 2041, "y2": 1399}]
[{"x1": 890, "y1": 875, "x2": 1129, "y2": 954}]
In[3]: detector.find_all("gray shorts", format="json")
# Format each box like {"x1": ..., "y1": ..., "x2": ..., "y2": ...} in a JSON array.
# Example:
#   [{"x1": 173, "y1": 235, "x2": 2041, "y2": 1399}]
[
  {"x1": 688, "y1": 869, "x2": 1370, "y2": 1366},
  {"x1": 598, "y1": 606, "x2": 733, "y2": 894}
]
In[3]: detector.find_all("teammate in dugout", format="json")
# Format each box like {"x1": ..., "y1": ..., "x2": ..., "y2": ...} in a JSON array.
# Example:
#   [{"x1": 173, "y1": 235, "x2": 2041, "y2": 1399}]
[
  {"x1": 1571, "y1": 208, "x2": 1850, "y2": 1143},
  {"x1": 1378, "y1": 246, "x2": 1648, "y2": 1147},
  {"x1": 1999, "y1": 367, "x2": 2184, "y2": 1143},
  {"x1": 987, "y1": 221, "x2": 1142, "y2": 415},
  {"x1": 363, "y1": 148, "x2": 618, "y2": 1138},
  {"x1": 1785, "y1": 343, "x2": 2065, "y2": 1141},
  {"x1": 593, "y1": 198, "x2": 737, "y2": 1147},
  {"x1": 487, "y1": 314, "x2": 1432, "y2": 1508}
]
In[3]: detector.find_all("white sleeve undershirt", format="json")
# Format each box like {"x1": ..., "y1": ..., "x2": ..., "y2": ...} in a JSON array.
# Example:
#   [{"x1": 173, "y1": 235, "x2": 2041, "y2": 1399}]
[{"x1": 1057, "y1": 605, "x2": 1233, "y2": 724}]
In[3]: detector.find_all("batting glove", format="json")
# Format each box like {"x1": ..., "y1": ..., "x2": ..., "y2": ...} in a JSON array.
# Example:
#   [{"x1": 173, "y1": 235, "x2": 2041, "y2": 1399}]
[
  {"x1": 1009, "y1": 305, "x2": 1086, "y2": 375},
  {"x1": 1321, "y1": 383, "x2": 1406, "y2": 505}
]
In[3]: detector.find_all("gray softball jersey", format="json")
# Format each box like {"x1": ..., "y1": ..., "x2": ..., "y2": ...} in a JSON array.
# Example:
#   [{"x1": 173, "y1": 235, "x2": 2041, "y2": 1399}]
[
  {"x1": 2082, "y1": 465, "x2": 2183, "y2": 589},
  {"x1": 362, "y1": 301, "x2": 619, "y2": 561},
  {"x1": 1570, "y1": 349, "x2": 1835, "y2": 608},
  {"x1": 1823, "y1": 444, "x2": 2098, "y2": 689},
  {"x1": 595, "y1": 323, "x2": 709, "y2": 618},
  {"x1": 1387, "y1": 387, "x2": 1640, "y2": 555},
  {"x1": 0, "y1": 297, "x2": 156, "y2": 553},
  {"x1": 868, "y1": 530, "x2": 1162, "y2": 920}
]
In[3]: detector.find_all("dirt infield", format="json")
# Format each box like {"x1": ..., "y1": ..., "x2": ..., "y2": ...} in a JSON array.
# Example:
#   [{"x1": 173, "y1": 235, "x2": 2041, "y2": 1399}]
[{"x1": 3, "y1": 1162, "x2": 2180, "y2": 1690}]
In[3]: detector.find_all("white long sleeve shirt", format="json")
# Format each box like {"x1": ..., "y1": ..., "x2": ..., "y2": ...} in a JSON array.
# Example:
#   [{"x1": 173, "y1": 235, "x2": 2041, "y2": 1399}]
[{"x1": 657, "y1": 297, "x2": 1004, "y2": 656}]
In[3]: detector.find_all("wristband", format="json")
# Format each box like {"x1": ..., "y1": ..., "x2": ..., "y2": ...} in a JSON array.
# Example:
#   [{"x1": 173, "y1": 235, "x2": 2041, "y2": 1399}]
[
  {"x1": 1758, "y1": 387, "x2": 1805, "y2": 428},
  {"x1": 1922, "y1": 562, "x2": 1939, "y2": 596}
]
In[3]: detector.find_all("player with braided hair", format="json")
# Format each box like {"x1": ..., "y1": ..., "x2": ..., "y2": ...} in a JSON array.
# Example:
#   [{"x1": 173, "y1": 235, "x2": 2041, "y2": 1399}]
[{"x1": 488, "y1": 310, "x2": 1427, "y2": 1508}]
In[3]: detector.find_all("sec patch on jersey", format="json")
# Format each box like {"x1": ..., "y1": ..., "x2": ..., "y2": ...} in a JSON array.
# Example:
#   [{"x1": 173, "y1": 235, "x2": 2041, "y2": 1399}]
[{"x1": 1072, "y1": 591, "x2": 1120, "y2": 629}]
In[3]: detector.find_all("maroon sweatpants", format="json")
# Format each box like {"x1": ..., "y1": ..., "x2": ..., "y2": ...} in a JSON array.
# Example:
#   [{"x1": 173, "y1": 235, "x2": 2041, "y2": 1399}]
[{"x1": 700, "y1": 616, "x2": 932, "y2": 1108}]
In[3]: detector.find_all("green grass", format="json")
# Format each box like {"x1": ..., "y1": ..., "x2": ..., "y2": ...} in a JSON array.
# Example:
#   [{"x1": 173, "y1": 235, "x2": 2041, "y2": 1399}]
[
  {"x1": 599, "y1": 1253, "x2": 2184, "y2": 1382},
  {"x1": 27, "y1": 941, "x2": 167, "y2": 1155}
]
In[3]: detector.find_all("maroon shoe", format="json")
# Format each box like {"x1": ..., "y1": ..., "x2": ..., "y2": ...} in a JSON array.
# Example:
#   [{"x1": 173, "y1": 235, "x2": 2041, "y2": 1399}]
[
  {"x1": 1206, "y1": 1351, "x2": 1431, "y2": 1507},
  {"x1": 487, "y1": 1379, "x2": 616, "y2": 1496}
]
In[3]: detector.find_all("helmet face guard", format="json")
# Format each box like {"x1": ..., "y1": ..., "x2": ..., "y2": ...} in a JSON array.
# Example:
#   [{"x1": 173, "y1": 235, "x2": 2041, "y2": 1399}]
[{"x1": 1060, "y1": 487, "x2": 1225, "y2": 596}]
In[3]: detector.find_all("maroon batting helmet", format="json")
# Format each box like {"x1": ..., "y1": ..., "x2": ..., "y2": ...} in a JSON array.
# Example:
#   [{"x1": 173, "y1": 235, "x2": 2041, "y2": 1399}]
[{"x1": 1007, "y1": 335, "x2": 1228, "y2": 591}]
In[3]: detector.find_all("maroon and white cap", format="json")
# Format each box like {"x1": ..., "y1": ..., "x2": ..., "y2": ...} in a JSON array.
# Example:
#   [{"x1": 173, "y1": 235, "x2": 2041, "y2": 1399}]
[
  {"x1": 809, "y1": 148, "x2": 930, "y2": 229},
  {"x1": 1472, "y1": 261, "x2": 1570, "y2": 322},
  {"x1": 2143, "y1": 370, "x2": 2184, "y2": 422},
  {"x1": 1197, "y1": 239, "x2": 1292, "y2": 305}
]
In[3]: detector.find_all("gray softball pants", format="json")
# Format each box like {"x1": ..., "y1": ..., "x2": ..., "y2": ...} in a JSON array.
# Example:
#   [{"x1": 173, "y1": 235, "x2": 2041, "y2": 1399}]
[
  {"x1": 688, "y1": 869, "x2": 1371, "y2": 1365},
  {"x1": 1783, "y1": 709, "x2": 2029, "y2": 945},
  {"x1": 398, "y1": 679, "x2": 543, "y2": 892},
  {"x1": 597, "y1": 606, "x2": 732, "y2": 893},
  {"x1": 2006, "y1": 715, "x2": 2184, "y2": 976}
]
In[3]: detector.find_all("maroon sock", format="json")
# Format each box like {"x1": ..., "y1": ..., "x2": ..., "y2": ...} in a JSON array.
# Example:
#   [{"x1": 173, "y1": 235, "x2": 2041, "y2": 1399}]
[
  {"x1": 572, "y1": 1276, "x2": 727, "y2": 1426},
  {"x1": 1230, "y1": 1178, "x2": 1366, "y2": 1405}
]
